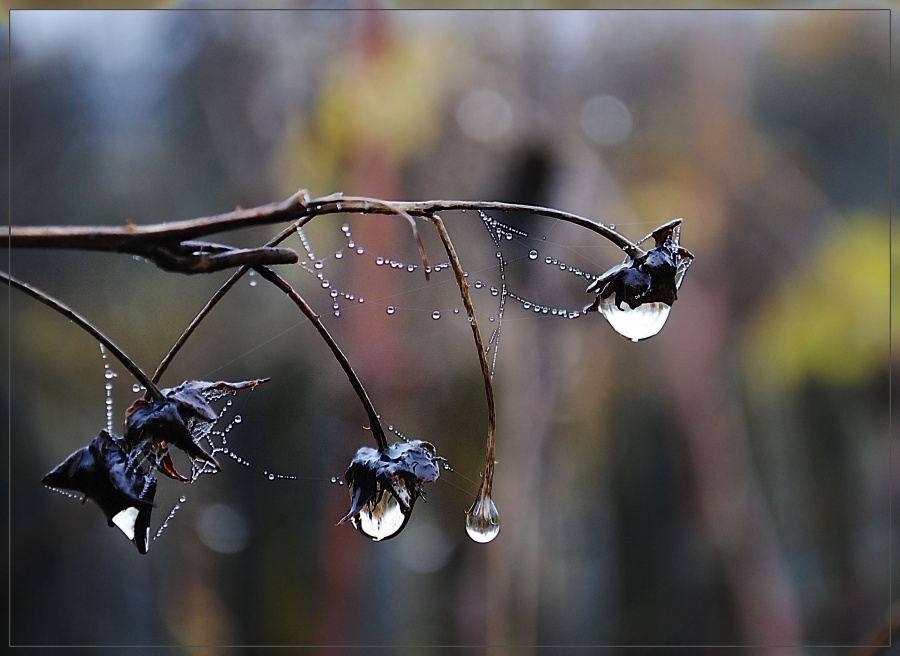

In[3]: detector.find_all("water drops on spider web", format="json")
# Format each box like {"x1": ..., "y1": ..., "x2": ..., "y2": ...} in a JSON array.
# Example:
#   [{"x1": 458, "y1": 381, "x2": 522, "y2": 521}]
[
  {"x1": 153, "y1": 495, "x2": 187, "y2": 542},
  {"x1": 99, "y1": 345, "x2": 118, "y2": 434}
]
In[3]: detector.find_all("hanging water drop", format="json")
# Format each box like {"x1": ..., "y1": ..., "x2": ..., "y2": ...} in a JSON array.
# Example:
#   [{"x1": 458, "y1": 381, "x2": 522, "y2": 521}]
[
  {"x1": 356, "y1": 247, "x2": 364, "y2": 255},
  {"x1": 376, "y1": 257, "x2": 385, "y2": 266},
  {"x1": 490, "y1": 287, "x2": 499, "y2": 296},
  {"x1": 598, "y1": 298, "x2": 671, "y2": 342},
  {"x1": 386, "y1": 306, "x2": 396, "y2": 315},
  {"x1": 132, "y1": 384, "x2": 143, "y2": 393},
  {"x1": 267, "y1": 473, "x2": 275, "y2": 481},
  {"x1": 351, "y1": 492, "x2": 408, "y2": 541},
  {"x1": 234, "y1": 415, "x2": 242, "y2": 424},
  {"x1": 179, "y1": 496, "x2": 187, "y2": 503},
  {"x1": 104, "y1": 369, "x2": 117, "y2": 380},
  {"x1": 474, "y1": 280, "x2": 483, "y2": 289},
  {"x1": 529, "y1": 249, "x2": 539, "y2": 260},
  {"x1": 466, "y1": 494, "x2": 500, "y2": 543},
  {"x1": 453, "y1": 308, "x2": 460, "y2": 314},
  {"x1": 314, "y1": 260, "x2": 324, "y2": 270},
  {"x1": 432, "y1": 311, "x2": 441, "y2": 320},
  {"x1": 335, "y1": 251, "x2": 343, "y2": 259}
]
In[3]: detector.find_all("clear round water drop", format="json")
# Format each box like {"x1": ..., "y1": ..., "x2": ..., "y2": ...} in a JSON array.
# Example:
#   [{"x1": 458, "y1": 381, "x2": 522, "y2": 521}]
[
  {"x1": 355, "y1": 499, "x2": 407, "y2": 541},
  {"x1": 528, "y1": 249, "x2": 538, "y2": 260},
  {"x1": 249, "y1": 279, "x2": 257, "y2": 287},
  {"x1": 598, "y1": 297, "x2": 671, "y2": 342},
  {"x1": 490, "y1": 287, "x2": 499, "y2": 296},
  {"x1": 466, "y1": 494, "x2": 500, "y2": 543},
  {"x1": 132, "y1": 384, "x2": 143, "y2": 393},
  {"x1": 474, "y1": 280, "x2": 483, "y2": 289},
  {"x1": 335, "y1": 251, "x2": 343, "y2": 259},
  {"x1": 376, "y1": 257, "x2": 385, "y2": 266},
  {"x1": 268, "y1": 473, "x2": 275, "y2": 481},
  {"x1": 314, "y1": 260, "x2": 324, "y2": 270},
  {"x1": 104, "y1": 370, "x2": 117, "y2": 379},
  {"x1": 453, "y1": 308, "x2": 460, "y2": 314},
  {"x1": 234, "y1": 415, "x2": 242, "y2": 424},
  {"x1": 179, "y1": 496, "x2": 186, "y2": 503},
  {"x1": 356, "y1": 247, "x2": 364, "y2": 255},
  {"x1": 432, "y1": 311, "x2": 441, "y2": 320},
  {"x1": 386, "y1": 306, "x2": 396, "y2": 315}
]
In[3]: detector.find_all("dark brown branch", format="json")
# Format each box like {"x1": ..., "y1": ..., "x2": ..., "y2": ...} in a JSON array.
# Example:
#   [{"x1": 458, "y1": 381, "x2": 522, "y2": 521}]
[
  {"x1": 4, "y1": 192, "x2": 647, "y2": 264},
  {"x1": 143, "y1": 241, "x2": 298, "y2": 274}
]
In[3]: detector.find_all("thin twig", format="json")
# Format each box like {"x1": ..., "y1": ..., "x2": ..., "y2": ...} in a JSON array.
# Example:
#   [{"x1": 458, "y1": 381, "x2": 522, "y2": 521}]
[
  {"x1": 2, "y1": 271, "x2": 163, "y2": 401},
  {"x1": 251, "y1": 265, "x2": 389, "y2": 452},
  {"x1": 150, "y1": 219, "x2": 312, "y2": 388},
  {"x1": 430, "y1": 216, "x2": 497, "y2": 496}
]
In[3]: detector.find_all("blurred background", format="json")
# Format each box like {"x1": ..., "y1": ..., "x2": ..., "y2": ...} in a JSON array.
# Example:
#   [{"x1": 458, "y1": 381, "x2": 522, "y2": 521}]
[{"x1": 5, "y1": 5, "x2": 894, "y2": 652}]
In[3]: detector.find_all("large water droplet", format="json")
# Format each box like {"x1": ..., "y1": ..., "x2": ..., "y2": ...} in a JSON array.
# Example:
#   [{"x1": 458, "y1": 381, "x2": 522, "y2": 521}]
[
  {"x1": 234, "y1": 415, "x2": 243, "y2": 424},
  {"x1": 432, "y1": 311, "x2": 441, "y2": 320},
  {"x1": 352, "y1": 492, "x2": 409, "y2": 541},
  {"x1": 132, "y1": 384, "x2": 143, "y2": 393},
  {"x1": 598, "y1": 297, "x2": 670, "y2": 342},
  {"x1": 466, "y1": 494, "x2": 500, "y2": 543},
  {"x1": 104, "y1": 369, "x2": 117, "y2": 379},
  {"x1": 334, "y1": 251, "x2": 343, "y2": 259},
  {"x1": 386, "y1": 306, "x2": 396, "y2": 315},
  {"x1": 528, "y1": 249, "x2": 538, "y2": 260}
]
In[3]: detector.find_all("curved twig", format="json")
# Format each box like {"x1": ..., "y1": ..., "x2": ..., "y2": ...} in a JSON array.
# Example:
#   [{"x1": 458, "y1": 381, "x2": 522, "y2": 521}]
[
  {"x1": 430, "y1": 216, "x2": 497, "y2": 498},
  {"x1": 252, "y1": 265, "x2": 389, "y2": 451},
  {"x1": 2, "y1": 271, "x2": 163, "y2": 401}
]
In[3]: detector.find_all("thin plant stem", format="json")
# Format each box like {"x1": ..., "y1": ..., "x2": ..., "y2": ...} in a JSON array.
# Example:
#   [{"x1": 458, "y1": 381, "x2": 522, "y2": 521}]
[
  {"x1": 430, "y1": 216, "x2": 496, "y2": 496},
  {"x1": 2, "y1": 270, "x2": 163, "y2": 401},
  {"x1": 251, "y1": 265, "x2": 389, "y2": 452},
  {"x1": 149, "y1": 217, "x2": 313, "y2": 390}
]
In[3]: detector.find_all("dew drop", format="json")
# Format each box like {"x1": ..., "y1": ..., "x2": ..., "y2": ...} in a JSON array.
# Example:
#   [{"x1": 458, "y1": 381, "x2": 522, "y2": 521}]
[
  {"x1": 432, "y1": 311, "x2": 441, "y2": 320},
  {"x1": 523, "y1": 302, "x2": 531, "y2": 310},
  {"x1": 358, "y1": 297, "x2": 365, "y2": 304},
  {"x1": 545, "y1": 256, "x2": 552, "y2": 265},
  {"x1": 610, "y1": 223, "x2": 617, "y2": 230},
  {"x1": 104, "y1": 369, "x2": 117, "y2": 379},
  {"x1": 234, "y1": 415, "x2": 242, "y2": 424},
  {"x1": 267, "y1": 473, "x2": 275, "y2": 481},
  {"x1": 179, "y1": 496, "x2": 186, "y2": 503},
  {"x1": 490, "y1": 287, "x2": 499, "y2": 296},
  {"x1": 330, "y1": 476, "x2": 340, "y2": 484},
  {"x1": 466, "y1": 494, "x2": 500, "y2": 543},
  {"x1": 105, "y1": 382, "x2": 113, "y2": 391},
  {"x1": 407, "y1": 265, "x2": 415, "y2": 273},
  {"x1": 529, "y1": 249, "x2": 539, "y2": 260},
  {"x1": 314, "y1": 260, "x2": 324, "y2": 270},
  {"x1": 334, "y1": 310, "x2": 341, "y2": 317},
  {"x1": 356, "y1": 247, "x2": 364, "y2": 255},
  {"x1": 453, "y1": 308, "x2": 460, "y2": 314},
  {"x1": 330, "y1": 289, "x2": 339, "y2": 298},
  {"x1": 598, "y1": 298, "x2": 671, "y2": 342},
  {"x1": 132, "y1": 384, "x2": 143, "y2": 393},
  {"x1": 489, "y1": 316, "x2": 496, "y2": 322},
  {"x1": 334, "y1": 251, "x2": 343, "y2": 259},
  {"x1": 386, "y1": 306, "x2": 396, "y2": 315},
  {"x1": 376, "y1": 257, "x2": 385, "y2": 266},
  {"x1": 474, "y1": 280, "x2": 483, "y2": 289}
]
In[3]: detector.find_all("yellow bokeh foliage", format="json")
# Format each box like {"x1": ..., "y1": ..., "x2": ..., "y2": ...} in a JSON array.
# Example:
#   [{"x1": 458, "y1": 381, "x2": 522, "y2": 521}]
[{"x1": 744, "y1": 213, "x2": 891, "y2": 388}]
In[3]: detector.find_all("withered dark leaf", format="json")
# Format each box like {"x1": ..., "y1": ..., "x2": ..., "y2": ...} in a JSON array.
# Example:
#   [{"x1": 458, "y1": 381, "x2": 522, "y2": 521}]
[
  {"x1": 42, "y1": 430, "x2": 157, "y2": 554},
  {"x1": 338, "y1": 440, "x2": 443, "y2": 541},
  {"x1": 125, "y1": 378, "x2": 267, "y2": 480},
  {"x1": 587, "y1": 224, "x2": 690, "y2": 311}
]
